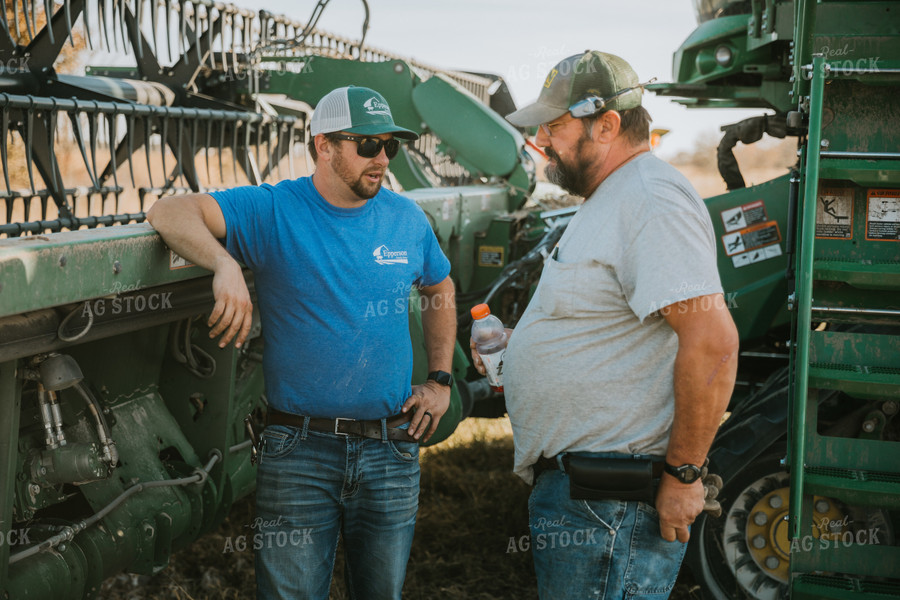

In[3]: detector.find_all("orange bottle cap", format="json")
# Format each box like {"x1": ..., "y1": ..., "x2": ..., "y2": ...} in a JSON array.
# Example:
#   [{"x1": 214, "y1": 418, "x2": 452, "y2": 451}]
[{"x1": 470, "y1": 303, "x2": 491, "y2": 320}]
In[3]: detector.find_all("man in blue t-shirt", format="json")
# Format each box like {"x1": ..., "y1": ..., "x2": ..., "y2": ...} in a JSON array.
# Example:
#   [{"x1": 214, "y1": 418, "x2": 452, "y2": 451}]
[{"x1": 147, "y1": 86, "x2": 456, "y2": 600}]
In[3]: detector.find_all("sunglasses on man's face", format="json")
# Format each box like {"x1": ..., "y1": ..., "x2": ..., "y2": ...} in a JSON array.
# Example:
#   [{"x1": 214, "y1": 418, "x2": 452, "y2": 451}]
[{"x1": 332, "y1": 134, "x2": 401, "y2": 159}]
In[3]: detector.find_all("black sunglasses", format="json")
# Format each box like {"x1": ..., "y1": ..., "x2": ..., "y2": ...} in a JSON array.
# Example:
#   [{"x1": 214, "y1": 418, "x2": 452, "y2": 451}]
[{"x1": 332, "y1": 133, "x2": 401, "y2": 159}]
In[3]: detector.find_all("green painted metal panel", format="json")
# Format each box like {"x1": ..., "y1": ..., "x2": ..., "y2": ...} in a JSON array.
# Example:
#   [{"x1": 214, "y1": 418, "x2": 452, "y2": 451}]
[
  {"x1": 411, "y1": 74, "x2": 524, "y2": 178},
  {"x1": 0, "y1": 224, "x2": 209, "y2": 318}
]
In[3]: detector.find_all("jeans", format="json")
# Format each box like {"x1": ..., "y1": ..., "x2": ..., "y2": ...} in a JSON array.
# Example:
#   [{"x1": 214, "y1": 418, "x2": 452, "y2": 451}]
[
  {"x1": 529, "y1": 468, "x2": 687, "y2": 600},
  {"x1": 254, "y1": 423, "x2": 420, "y2": 600}
]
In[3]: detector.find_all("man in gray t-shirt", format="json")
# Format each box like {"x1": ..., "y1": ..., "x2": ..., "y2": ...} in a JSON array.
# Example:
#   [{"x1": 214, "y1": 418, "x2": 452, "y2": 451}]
[{"x1": 473, "y1": 51, "x2": 739, "y2": 599}]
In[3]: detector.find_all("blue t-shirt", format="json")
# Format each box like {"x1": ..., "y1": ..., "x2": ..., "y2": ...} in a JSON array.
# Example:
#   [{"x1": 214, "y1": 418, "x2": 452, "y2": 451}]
[{"x1": 211, "y1": 177, "x2": 451, "y2": 419}]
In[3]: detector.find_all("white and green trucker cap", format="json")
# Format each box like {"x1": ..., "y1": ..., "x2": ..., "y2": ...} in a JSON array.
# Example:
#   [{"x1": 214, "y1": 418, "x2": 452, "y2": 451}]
[
  {"x1": 309, "y1": 86, "x2": 419, "y2": 140},
  {"x1": 506, "y1": 51, "x2": 642, "y2": 127}
]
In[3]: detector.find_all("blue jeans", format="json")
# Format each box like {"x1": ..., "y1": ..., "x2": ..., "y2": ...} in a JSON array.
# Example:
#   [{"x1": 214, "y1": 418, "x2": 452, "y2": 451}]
[
  {"x1": 254, "y1": 423, "x2": 420, "y2": 600},
  {"x1": 529, "y1": 468, "x2": 687, "y2": 600}
]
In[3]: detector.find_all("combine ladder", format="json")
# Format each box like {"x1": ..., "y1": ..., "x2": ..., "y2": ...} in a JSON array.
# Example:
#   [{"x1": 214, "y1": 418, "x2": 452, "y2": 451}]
[{"x1": 788, "y1": 13, "x2": 900, "y2": 597}]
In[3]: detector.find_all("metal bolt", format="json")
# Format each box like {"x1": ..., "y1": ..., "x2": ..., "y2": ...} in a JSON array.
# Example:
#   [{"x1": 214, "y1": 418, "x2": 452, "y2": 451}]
[
  {"x1": 29, "y1": 484, "x2": 41, "y2": 495},
  {"x1": 113, "y1": 261, "x2": 122, "y2": 274},
  {"x1": 752, "y1": 535, "x2": 767, "y2": 549},
  {"x1": 821, "y1": 139, "x2": 830, "y2": 149},
  {"x1": 769, "y1": 495, "x2": 783, "y2": 509},
  {"x1": 40, "y1": 467, "x2": 47, "y2": 475},
  {"x1": 58, "y1": 543, "x2": 66, "y2": 552},
  {"x1": 815, "y1": 500, "x2": 830, "y2": 513},
  {"x1": 59, "y1": 255, "x2": 67, "y2": 267},
  {"x1": 883, "y1": 401, "x2": 899, "y2": 416},
  {"x1": 862, "y1": 419, "x2": 877, "y2": 433},
  {"x1": 765, "y1": 556, "x2": 780, "y2": 570},
  {"x1": 753, "y1": 511, "x2": 768, "y2": 526}
]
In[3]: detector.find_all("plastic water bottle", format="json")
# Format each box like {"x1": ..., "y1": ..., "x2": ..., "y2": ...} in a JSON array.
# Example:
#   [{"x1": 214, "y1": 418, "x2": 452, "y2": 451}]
[{"x1": 471, "y1": 303, "x2": 507, "y2": 392}]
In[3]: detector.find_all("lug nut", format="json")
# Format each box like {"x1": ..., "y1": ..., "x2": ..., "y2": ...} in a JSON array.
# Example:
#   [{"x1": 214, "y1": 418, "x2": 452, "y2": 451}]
[
  {"x1": 753, "y1": 511, "x2": 769, "y2": 526},
  {"x1": 815, "y1": 500, "x2": 830, "y2": 513},
  {"x1": 752, "y1": 535, "x2": 767, "y2": 549},
  {"x1": 769, "y1": 495, "x2": 783, "y2": 509},
  {"x1": 765, "y1": 556, "x2": 780, "y2": 570}
]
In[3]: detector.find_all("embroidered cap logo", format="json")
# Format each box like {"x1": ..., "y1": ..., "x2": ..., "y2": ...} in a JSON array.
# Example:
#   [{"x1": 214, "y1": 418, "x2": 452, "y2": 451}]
[{"x1": 364, "y1": 97, "x2": 392, "y2": 116}]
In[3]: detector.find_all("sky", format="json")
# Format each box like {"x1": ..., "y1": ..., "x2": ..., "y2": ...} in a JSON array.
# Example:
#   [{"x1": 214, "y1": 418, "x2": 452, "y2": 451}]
[
  {"x1": 259, "y1": 0, "x2": 765, "y2": 157},
  {"x1": 81, "y1": 0, "x2": 767, "y2": 157}
]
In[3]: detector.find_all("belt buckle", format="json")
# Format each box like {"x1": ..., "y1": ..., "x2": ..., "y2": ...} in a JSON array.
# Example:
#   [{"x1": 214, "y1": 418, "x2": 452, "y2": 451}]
[{"x1": 334, "y1": 417, "x2": 352, "y2": 436}]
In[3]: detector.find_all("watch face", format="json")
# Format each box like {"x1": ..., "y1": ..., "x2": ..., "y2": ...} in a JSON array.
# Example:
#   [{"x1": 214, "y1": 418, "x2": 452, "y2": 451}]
[{"x1": 665, "y1": 462, "x2": 702, "y2": 483}]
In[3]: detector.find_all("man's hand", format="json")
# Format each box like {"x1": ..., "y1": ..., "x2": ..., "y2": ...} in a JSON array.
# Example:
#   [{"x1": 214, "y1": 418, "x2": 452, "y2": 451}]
[
  {"x1": 656, "y1": 474, "x2": 705, "y2": 543},
  {"x1": 469, "y1": 327, "x2": 514, "y2": 376},
  {"x1": 402, "y1": 381, "x2": 451, "y2": 443},
  {"x1": 208, "y1": 256, "x2": 253, "y2": 348}
]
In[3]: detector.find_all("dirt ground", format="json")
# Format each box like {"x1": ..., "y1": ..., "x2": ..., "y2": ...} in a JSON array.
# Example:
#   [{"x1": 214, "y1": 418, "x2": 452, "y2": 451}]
[{"x1": 100, "y1": 418, "x2": 703, "y2": 600}]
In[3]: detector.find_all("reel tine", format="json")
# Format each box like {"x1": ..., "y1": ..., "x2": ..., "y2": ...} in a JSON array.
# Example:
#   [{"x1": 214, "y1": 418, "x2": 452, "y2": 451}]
[
  {"x1": 1, "y1": 0, "x2": 8, "y2": 39},
  {"x1": 88, "y1": 103, "x2": 100, "y2": 186},
  {"x1": 189, "y1": 116, "x2": 198, "y2": 185},
  {"x1": 135, "y1": 0, "x2": 144, "y2": 60},
  {"x1": 144, "y1": 110, "x2": 155, "y2": 189},
  {"x1": 98, "y1": 0, "x2": 111, "y2": 52},
  {"x1": 47, "y1": 105, "x2": 60, "y2": 193},
  {"x1": 275, "y1": 122, "x2": 283, "y2": 181},
  {"x1": 23, "y1": 0, "x2": 34, "y2": 41},
  {"x1": 175, "y1": 113, "x2": 184, "y2": 185},
  {"x1": 164, "y1": 0, "x2": 172, "y2": 61},
  {"x1": 118, "y1": 0, "x2": 127, "y2": 54},
  {"x1": 193, "y1": 2, "x2": 201, "y2": 66},
  {"x1": 108, "y1": 111, "x2": 120, "y2": 191},
  {"x1": 25, "y1": 101, "x2": 36, "y2": 196},
  {"x1": 231, "y1": 10, "x2": 239, "y2": 75},
  {"x1": 11, "y1": 0, "x2": 20, "y2": 43},
  {"x1": 204, "y1": 115, "x2": 212, "y2": 184},
  {"x1": 125, "y1": 111, "x2": 136, "y2": 187},
  {"x1": 220, "y1": 10, "x2": 227, "y2": 72},
  {"x1": 207, "y1": 5, "x2": 215, "y2": 70},
  {"x1": 255, "y1": 117, "x2": 262, "y2": 178},
  {"x1": 178, "y1": 0, "x2": 186, "y2": 57},
  {"x1": 231, "y1": 119, "x2": 239, "y2": 183},
  {"x1": 287, "y1": 122, "x2": 295, "y2": 180},
  {"x1": 267, "y1": 121, "x2": 276, "y2": 180},
  {"x1": 1, "y1": 103, "x2": 11, "y2": 196},
  {"x1": 150, "y1": 0, "x2": 159, "y2": 57},
  {"x1": 217, "y1": 118, "x2": 225, "y2": 183},
  {"x1": 44, "y1": 0, "x2": 55, "y2": 44},
  {"x1": 160, "y1": 107, "x2": 168, "y2": 184},
  {"x1": 63, "y1": 0, "x2": 75, "y2": 46},
  {"x1": 68, "y1": 105, "x2": 99, "y2": 188}
]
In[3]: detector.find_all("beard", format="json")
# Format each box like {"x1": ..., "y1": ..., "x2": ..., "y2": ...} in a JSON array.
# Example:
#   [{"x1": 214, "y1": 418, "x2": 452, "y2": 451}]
[
  {"x1": 332, "y1": 145, "x2": 385, "y2": 200},
  {"x1": 544, "y1": 133, "x2": 594, "y2": 197}
]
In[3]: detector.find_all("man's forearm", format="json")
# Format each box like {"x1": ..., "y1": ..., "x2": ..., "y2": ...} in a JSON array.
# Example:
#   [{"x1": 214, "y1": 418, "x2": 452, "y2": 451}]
[
  {"x1": 420, "y1": 278, "x2": 457, "y2": 372},
  {"x1": 666, "y1": 337, "x2": 738, "y2": 466},
  {"x1": 146, "y1": 194, "x2": 233, "y2": 272}
]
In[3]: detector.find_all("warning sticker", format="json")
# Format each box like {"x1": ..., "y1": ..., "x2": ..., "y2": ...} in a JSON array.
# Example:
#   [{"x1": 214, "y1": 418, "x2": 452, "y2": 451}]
[
  {"x1": 816, "y1": 187, "x2": 853, "y2": 239},
  {"x1": 731, "y1": 243, "x2": 783, "y2": 269},
  {"x1": 721, "y1": 200, "x2": 769, "y2": 233},
  {"x1": 722, "y1": 221, "x2": 782, "y2": 256},
  {"x1": 169, "y1": 251, "x2": 194, "y2": 270},
  {"x1": 866, "y1": 189, "x2": 900, "y2": 242},
  {"x1": 478, "y1": 245, "x2": 505, "y2": 267}
]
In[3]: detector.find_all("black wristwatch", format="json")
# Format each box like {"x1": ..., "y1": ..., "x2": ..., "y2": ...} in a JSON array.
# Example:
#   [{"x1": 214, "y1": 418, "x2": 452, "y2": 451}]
[
  {"x1": 426, "y1": 370, "x2": 453, "y2": 387},
  {"x1": 664, "y1": 462, "x2": 703, "y2": 484}
]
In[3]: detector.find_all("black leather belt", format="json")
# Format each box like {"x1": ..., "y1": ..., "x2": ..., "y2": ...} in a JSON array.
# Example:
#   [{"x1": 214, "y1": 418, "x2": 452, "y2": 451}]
[
  {"x1": 266, "y1": 409, "x2": 418, "y2": 442},
  {"x1": 533, "y1": 455, "x2": 665, "y2": 479}
]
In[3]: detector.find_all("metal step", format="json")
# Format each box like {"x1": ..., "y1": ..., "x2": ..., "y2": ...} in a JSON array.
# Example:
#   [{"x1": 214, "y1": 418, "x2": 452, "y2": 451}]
[
  {"x1": 809, "y1": 363, "x2": 900, "y2": 400},
  {"x1": 792, "y1": 574, "x2": 900, "y2": 600}
]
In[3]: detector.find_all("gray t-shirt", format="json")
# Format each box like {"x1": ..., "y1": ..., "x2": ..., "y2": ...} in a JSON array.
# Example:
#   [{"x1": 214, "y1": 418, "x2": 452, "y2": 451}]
[{"x1": 504, "y1": 152, "x2": 723, "y2": 484}]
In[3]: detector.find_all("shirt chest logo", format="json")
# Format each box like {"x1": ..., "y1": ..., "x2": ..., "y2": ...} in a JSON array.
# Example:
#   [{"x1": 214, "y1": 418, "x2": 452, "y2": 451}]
[{"x1": 373, "y1": 244, "x2": 408, "y2": 265}]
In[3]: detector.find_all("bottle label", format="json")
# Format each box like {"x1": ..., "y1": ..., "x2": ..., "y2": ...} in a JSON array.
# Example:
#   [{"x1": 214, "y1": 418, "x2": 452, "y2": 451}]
[{"x1": 481, "y1": 349, "x2": 505, "y2": 390}]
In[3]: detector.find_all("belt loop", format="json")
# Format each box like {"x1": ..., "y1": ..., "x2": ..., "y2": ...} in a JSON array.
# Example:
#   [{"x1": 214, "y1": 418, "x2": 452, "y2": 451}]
[
  {"x1": 301, "y1": 416, "x2": 310, "y2": 440},
  {"x1": 555, "y1": 453, "x2": 567, "y2": 472},
  {"x1": 380, "y1": 418, "x2": 388, "y2": 442}
]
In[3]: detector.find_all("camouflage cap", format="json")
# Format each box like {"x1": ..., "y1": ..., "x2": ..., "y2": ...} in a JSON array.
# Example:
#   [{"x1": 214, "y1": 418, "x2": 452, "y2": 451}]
[{"x1": 506, "y1": 51, "x2": 642, "y2": 127}]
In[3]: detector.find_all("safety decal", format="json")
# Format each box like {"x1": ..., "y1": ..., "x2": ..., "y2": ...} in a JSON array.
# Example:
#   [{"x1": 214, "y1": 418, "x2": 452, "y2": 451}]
[
  {"x1": 866, "y1": 189, "x2": 900, "y2": 242},
  {"x1": 720, "y1": 200, "x2": 768, "y2": 233},
  {"x1": 816, "y1": 187, "x2": 853, "y2": 239},
  {"x1": 169, "y1": 251, "x2": 195, "y2": 270},
  {"x1": 478, "y1": 246, "x2": 504, "y2": 267},
  {"x1": 722, "y1": 220, "x2": 781, "y2": 256},
  {"x1": 731, "y1": 243, "x2": 782, "y2": 268}
]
